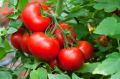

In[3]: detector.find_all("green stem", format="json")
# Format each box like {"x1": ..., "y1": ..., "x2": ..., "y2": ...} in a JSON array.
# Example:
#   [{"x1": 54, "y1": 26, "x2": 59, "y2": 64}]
[
  {"x1": 51, "y1": 14, "x2": 58, "y2": 34},
  {"x1": 51, "y1": 14, "x2": 69, "y2": 48},
  {"x1": 55, "y1": 0, "x2": 64, "y2": 17},
  {"x1": 68, "y1": 33, "x2": 77, "y2": 45},
  {"x1": 55, "y1": 21, "x2": 69, "y2": 48},
  {"x1": 117, "y1": 39, "x2": 120, "y2": 52}
]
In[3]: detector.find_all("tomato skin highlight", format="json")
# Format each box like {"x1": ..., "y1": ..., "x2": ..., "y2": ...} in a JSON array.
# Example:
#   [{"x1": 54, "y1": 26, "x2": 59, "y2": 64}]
[
  {"x1": 21, "y1": 33, "x2": 31, "y2": 54},
  {"x1": 27, "y1": 32, "x2": 60, "y2": 61},
  {"x1": 21, "y1": 2, "x2": 51, "y2": 32},
  {"x1": 54, "y1": 23, "x2": 76, "y2": 47},
  {"x1": 78, "y1": 41, "x2": 93, "y2": 61},
  {"x1": 58, "y1": 48, "x2": 84, "y2": 71}
]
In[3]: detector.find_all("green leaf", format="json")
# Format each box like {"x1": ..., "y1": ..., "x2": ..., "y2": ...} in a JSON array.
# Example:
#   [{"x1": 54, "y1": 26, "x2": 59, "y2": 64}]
[
  {"x1": 76, "y1": 63, "x2": 99, "y2": 73},
  {"x1": 38, "y1": 68, "x2": 48, "y2": 79},
  {"x1": 94, "y1": 17, "x2": 120, "y2": 39},
  {"x1": 48, "y1": 73, "x2": 71, "y2": 79},
  {"x1": 0, "y1": 39, "x2": 12, "y2": 59},
  {"x1": 72, "y1": 73, "x2": 84, "y2": 79},
  {"x1": 74, "y1": 24, "x2": 89, "y2": 40},
  {"x1": 48, "y1": 74, "x2": 59, "y2": 79},
  {"x1": 0, "y1": 27, "x2": 7, "y2": 36},
  {"x1": 17, "y1": 0, "x2": 28, "y2": 12},
  {"x1": 0, "y1": 71, "x2": 12, "y2": 79},
  {"x1": 13, "y1": 65, "x2": 25, "y2": 76},
  {"x1": 8, "y1": 0, "x2": 18, "y2": 8},
  {"x1": 0, "y1": 37, "x2": 3, "y2": 47},
  {"x1": 7, "y1": 27, "x2": 17, "y2": 34},
  {"x1": 58, "y1": 73, "x2": 71, "y2": 79},
  {"x1": 66, "y1": 9, "x2": 89, "y2": 20},
  {"x1": 8, "y1": 20, "x2": 22, "y2": 29},
  {"x1": 93, "y1": 52, "x2": 120, "y2": 75},
  {"x1": 0, "y1": 48, "x2": 6, "y2": 59},
  {"x1": 93, "y1": 0, "x2": 120, "y2": 12},
  {"x1": 30, "y1": 68, "x2": 47, "y2": 79},
  {"x1": 45, "y1": 0, "x2": 57, "y2": 6},
  {"x1": 110, "y1": 71, "x2": 120, "y2": 79},
  {"x1": 30, "y1": 70, "x2": 39, "y2": 79},
  {"x1": 3, "y1": 39, "x2": 12, "y2": 52},
  {"x1": 8, "y1": 12, "x2": 20, "y2": 20}
]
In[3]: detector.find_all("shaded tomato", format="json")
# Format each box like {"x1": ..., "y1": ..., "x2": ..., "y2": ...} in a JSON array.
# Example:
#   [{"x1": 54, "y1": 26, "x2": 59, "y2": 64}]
[
  {"x1": 17, "y1": 26, "x2": 25, "y2": 33},
  {"x1": 112, "y1": 10, "x2": 120, "y2": 15},
  {"x1": 98, "y1": 35, "x2": 108, "y2": 47},
  {"x1": 21, "y1": 2, "x2": 51, "y2": 32},
  {"x1": 27, "y1": 32, "x2": 60, "y2": 61},
  {"x1": 58, "y1": 47, "x2": 84, "y2": 71},
  {"x1": 78, "y1": 41, "x2": 93, "y2": 61},
  {"x1": 21, "y1": 33, "x2": 31, "y2": 54},
  {"x1": 10, "y1": 32, "x2": 23, "y2": 50},
  {"x1": 53, "y1": 23, "x2": 76, "y2": 47},
  {"x1": 48, "y1": 59, "x2": 58, "y2": 68}
]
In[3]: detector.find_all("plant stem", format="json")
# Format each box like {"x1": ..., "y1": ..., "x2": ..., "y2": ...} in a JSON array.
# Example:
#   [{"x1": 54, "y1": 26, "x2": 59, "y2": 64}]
[
  {"x1": 55, "y1": 0, "x2": 64, "y2": 17},
  {"x1": 117, "y1": 39, "x2": 120, "y2": 52},
  {"x1": 51, "y1": 14, "x2": 69, "y2": 48}
]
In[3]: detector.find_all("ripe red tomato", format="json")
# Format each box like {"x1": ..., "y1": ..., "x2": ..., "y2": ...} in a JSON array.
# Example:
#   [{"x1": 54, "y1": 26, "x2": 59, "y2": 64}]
[
  {"x1": 53, "y1": 23, "x2": 76, "y2": 47},
  {"x1": 48, "y1": 59, "x2": 58, "y2": 68},
  {"x1": 27, "y1": 32, "x2": 60, "y2": 61},
  {"x1": 78, "y1": 41, "x2": 93, "y2": 61},
  {"x1": 21, "y1": 2, "x2": 51, "y2": 32},
  {"x1": 58, "y1": 47, "x2": 84, "y2": 71},
  {"x1": 21, "y1": 33, "x2": 31, "y2": 54},
  {"x1": 10, "y1": 32, "x2": 23, "y2": 50}
]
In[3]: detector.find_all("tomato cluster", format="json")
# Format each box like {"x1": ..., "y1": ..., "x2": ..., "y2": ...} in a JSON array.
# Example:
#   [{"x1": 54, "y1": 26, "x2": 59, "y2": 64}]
[{"x1": 10, "y1": 2, "x2": 94, "y2": 72}]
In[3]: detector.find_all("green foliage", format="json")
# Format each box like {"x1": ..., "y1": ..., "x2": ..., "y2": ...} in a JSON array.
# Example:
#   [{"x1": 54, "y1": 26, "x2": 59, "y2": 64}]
[
  {"x1": 30, "y1": 68, "x2": 48, "y2": 79},
  {"x1": 0, "y1": 71, "x2": 12, "y2": 79},
  {"x1": 17, "y1": 0, "x2": 28, "y2": 12},
  {"x1": 65, "y1": 9, "x2": 89, "y2": 20},
  {"x1": 93, "y1": 52, "x2": 120, "y2": 76},
  {"x1": 8, "y1": 0, "x2": 18, "y2": 8},
  {"x1": 1, "y1": 0, "x2": 120, "y2": 79},
  {"x1": 74, "y1": 24, "x2": 89, "y2": 40},
  {"x1": 72, "y1": 73, "x2": 84, "y2": 79},
  {"x1": 110, "y1": 71, "x2": 120, "y2": 79},
  {"x1": 76, "y1": 63, "x2": 99, "y2": 73},
  {"x1": 48, "y1": 73, "x2": 71, "y2": 79},
  {"x1": 94, "y1": 17, "x2": 120, "y2": 39},
  {"x1": 0, "y1": 27, "x2": 13, "y2": 59},
  {"x1": 94, "y1": 0, "x2": 120, "y2": 12},
  {"x1": 9, "y1": 20, "x2": 22, "y2": 30}
]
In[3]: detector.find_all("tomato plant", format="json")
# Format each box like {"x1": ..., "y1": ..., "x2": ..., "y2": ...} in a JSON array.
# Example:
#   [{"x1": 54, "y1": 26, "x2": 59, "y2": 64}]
[
  {"x1": 1, "y1": 0, "x2": 120, "y2": 79},
  {"x1": 53, "y1": 23, "x2": 76, "y2": 47}
]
